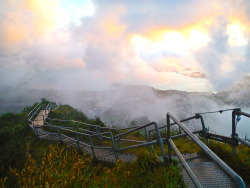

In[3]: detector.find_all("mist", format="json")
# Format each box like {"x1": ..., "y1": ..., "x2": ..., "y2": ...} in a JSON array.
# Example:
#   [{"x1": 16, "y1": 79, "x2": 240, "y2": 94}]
[
  {"x1": 54, "y1": 77, "x2": 249, "y2": 138},
  {"x1": 0, "y1": 0, "x2": 249, "y2": 138}
]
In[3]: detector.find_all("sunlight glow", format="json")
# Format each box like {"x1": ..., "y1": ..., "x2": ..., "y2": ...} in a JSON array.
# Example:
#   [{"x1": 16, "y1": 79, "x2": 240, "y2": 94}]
[
  {"x1": 131, "y1": 29, "x2": 210, "y2": 57},
  {"x1": 227, "y1": 23, "x2": 248, "y2": 46}
]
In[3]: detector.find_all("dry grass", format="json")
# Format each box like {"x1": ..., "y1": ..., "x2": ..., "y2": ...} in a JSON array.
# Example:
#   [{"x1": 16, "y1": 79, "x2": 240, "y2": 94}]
[{"x1": 8, "y1": 146, "x2": 185, "y2": 188}]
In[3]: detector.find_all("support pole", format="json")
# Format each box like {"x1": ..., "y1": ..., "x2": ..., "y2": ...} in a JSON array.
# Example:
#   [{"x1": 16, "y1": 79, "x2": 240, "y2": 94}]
[
  {"x1": 144, "y1": 127, "x2": 153, "y2": 153},
  {"x1": 76, "y1": 133, "x2": 80, "y2": 150},
  {"x1": 167, "y1": 115, "x2": 172, "y2": 162},
  {"x1": 149, "y1": 132, "x2": 155, "y2": 153},
  {"x1": 232, "y1": 109, "x2": 240, "y2": 155},
  {"x1": 197, "y1": 114, "x2": 209, "y2": 145},
  {"x1": 116, "y1": 129, "x2": 121, "y2": 148},
  {"x1": 57, "y1": 127, "x2": 62, "y2": 141},
  {"x1": 153, "y1": 122, "x2": 166, "y2": 163},
  {"x1": 89, "y1": 136, "x2": 96, "y2": 160},
  {"x1": 110, "y1": 132, "x2": 119, "y2": 161}
]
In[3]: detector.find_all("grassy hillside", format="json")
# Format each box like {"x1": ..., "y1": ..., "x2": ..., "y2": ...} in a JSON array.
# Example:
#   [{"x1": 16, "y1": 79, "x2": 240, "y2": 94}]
[
  {"x1": 0, "y1": 100, "x2": 185, "y2": 187},
  {"x1": 0, "y1": 100, "x2": 249, "y2": 187}
]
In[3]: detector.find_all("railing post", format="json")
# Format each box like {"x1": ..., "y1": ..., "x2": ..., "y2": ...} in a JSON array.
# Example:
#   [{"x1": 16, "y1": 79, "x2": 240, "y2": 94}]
[
  {"x1": 76, "y1": 133, "x2": 80, "y2": 150},
  {"x1": 166, "y1": 114, "x2": 172, "y2": 162},
  {"x1": 197, "y1": 114, "x2": 209, "y2": 145},
  {"x1": 110, "y1": 132, "x2": 119, "y2": 161},
  {"x1": 148, "y1": 131, "x2": 155, "y2": 153},
  {"x1": 57, "y1": 127, "x2": 62, "y2": 141},
  {"x1": 96, "y1": 126, "x2": 101, "y2": 140},
  {"x1": 116, "y1": 129, "x2": 121, "y2": 148},
  {"x1": 89, "y1": 135, "x2": 97, "y2": 160},
  {"x1": 144, "y1": 127, "x2": 153, "y2": 153},
  {"x1": 154, "y1": 122, "x2": 166, "y2": 163},
  {"x1": 232, "y1": 109, "x2": 240, "y2": 155},
  {"x1": 178, "y1": 127, "x2": 182, "y2": 134}
]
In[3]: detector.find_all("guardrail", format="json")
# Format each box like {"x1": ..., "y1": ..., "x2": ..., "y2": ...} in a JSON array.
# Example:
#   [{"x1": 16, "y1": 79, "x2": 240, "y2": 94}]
[
  {"x1": 41, "y1": 120, "x2": 166, "y2": 161},
  {"x1": 166, "y1": 112, "x2": 246, "y2": 188},
  {"x1": 28, "y1": 102, "x2": 247, "y2": 187},
  {"x1": 148, "y1": 115, "x2": 208, "y2": 153},
  {"x1": 114, "y1": 122, "x2": 166, "y2": 161},
  {"x1": 195, "y1": 108, "x2": 250, "y2": 155},
  {"x1": 27, "y1": 102, "x2": 56, "y2": 129},
  {"x1": 232, "y1": 109, "x2": 250, "y2": 151}
]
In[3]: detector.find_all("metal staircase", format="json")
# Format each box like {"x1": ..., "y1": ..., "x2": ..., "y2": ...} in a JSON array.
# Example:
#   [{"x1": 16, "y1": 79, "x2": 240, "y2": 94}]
[
  {"x1": 27, "y1": 101, "x2": 249, "y2": 187},
  {"x1": 182, "y1": 160, "x2": 236, "y2": 187}
]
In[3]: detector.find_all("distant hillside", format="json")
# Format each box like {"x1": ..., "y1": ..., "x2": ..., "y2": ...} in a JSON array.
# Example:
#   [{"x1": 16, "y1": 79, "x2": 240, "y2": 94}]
[
  {"x1": 0, "y1": 87, "x2": 59, "y2": 115},
  {"x1": 1, "y1": 78, "x2": 249, "y2": 123}
]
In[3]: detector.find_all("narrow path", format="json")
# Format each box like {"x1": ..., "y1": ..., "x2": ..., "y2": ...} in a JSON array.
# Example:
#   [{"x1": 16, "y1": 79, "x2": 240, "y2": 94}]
[
  {"x1": 33, "y1": 110, "x2": 136, "y2": 163},
  {"x1": 31, "y1": 109, "x2": 246, "y2": 187},
  {"x1": 182, "y1": 156, "x2": 236, "y2": 187},
  {"x1": 33, "y1": 110, "x2": 50, "y2": 127}
]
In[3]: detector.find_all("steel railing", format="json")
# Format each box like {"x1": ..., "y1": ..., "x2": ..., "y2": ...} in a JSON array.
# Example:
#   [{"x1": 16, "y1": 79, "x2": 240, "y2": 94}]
[
  {"x1": 28, "y1": 101, "x2": 247, "y2": 187},
  {"x1": 166, "y1": 112, "x2": 246, "y2": 188},
  {"x1": 232, "y1": 109, "x2": 250, "y2": 149},
  {"x1": 113, "y1": 122, "x2": 166, "y2": 161}
]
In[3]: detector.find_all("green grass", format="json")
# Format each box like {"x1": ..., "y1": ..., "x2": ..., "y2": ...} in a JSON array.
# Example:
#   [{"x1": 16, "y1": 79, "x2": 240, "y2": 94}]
[
  {"x1": 0, "y1": 101, "x2": 185, "y2": 187},
  {"x1": 208, "y1": 141, "x2": 250, "y2": 183},
  {"x1": 9, "y1": 146, "x2": 185, "y2": 187},
  {"x1": 48, "y1": 104, "x2": 106, "y2": 127},
  {"x1": 0, "y1": 99, "x2": 249, "y2": 187}
]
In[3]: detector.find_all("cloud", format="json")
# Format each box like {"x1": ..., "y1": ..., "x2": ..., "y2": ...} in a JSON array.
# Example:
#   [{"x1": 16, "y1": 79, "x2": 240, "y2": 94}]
[
  {"x1": 195, "y1": 16, "x2": 250, "y2": 90},
  {"x1": 0, "y1": 0, "x2": 249, "y2": 93}
]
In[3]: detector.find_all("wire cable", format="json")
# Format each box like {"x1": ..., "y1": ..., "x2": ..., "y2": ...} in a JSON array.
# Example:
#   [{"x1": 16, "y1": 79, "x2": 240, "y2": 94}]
[{"x1": 196, "y1": 108, "x2": 241, "y2": 115}]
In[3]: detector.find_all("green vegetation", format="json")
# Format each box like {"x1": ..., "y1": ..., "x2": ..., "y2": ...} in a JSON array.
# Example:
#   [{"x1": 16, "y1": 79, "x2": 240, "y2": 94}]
[
  {"x1": 10, "y1": 146, "x2": 184, "y2": 187},
  {"x1": 48, "y1": 104, "x2": 106, "y2": 127},
  {"x1": 0, "y1": 111, "x2": 29, "y2": 187},
  {"x1": 209, "y1": 141, "x2": 250, "y2": 182},
  {"x1": 0, "y1": 99, "x2": 249, "y2": 187},
  {"x1": 0, "y1": 100, "x2": 185, "y2": 187}
]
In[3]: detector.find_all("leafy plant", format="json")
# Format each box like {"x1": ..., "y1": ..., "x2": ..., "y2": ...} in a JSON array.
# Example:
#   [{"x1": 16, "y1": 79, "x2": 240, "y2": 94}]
[
  {"x1": 10, "y1": 147, "x2": 185, "y2": 187},
  {"x1": 209, "y1": 141, "x2": 250, "y2": 183}
]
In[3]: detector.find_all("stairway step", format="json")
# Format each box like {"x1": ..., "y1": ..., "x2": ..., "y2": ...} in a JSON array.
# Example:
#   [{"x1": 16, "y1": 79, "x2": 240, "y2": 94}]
[{"x1": 182, "y1": 161, "x2": 236, "y2": 188}]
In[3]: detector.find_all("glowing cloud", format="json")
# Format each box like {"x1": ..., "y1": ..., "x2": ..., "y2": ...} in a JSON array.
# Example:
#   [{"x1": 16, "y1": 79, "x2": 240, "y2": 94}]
[
  {"x1": 227, "y1": 22, "x2": 248, "y2": 46},
  {"x1": 0, "y1": 0, "x2": 249, "y2": 92},
  {"x1": 131, "y1": 28, "x2": 211, "y2": 57}
]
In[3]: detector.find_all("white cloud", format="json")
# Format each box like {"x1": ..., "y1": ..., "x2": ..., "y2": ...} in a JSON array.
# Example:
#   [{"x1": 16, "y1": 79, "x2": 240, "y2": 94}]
[{"x1": 0, "y1": 0, "x2": 249, "y2": 92}]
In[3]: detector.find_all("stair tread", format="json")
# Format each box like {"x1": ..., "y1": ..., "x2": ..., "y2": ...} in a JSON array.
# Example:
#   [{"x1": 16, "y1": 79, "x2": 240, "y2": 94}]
[{"x1": 182, "y1": 160, "x2": 236, "y2": 188}]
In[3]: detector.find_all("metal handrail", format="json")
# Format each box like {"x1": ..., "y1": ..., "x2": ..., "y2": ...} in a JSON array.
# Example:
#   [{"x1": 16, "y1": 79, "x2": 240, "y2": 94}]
[
  {"x1": 45, "y1": 116, "x2": 149, "y2": 149},
  {"x1": 234, "y1": 136, "x2": 250, "y2": 147},
  {"x1": 114, "y1": 122, "x2": 166, "y2": 161},
  {"x1": 28, "y1": 101, "x2": 247, "y2": 187},
  {"x1": 42, "y1": 120, "x2": 165, "y2": 160},
  {"x1": 167, "y1": 112, "x2": 246, "y2": 188},
  {"x1": 27, "y1": 102, "x2": 41, "y2": 117},
  {"x1": 233, "y1": 110, "x2": 250, "y2": 147},
  {"x1": 168, "y1": 138, "x2": 202, "y2": 187},
  {"x1": 148, "y1": 115, "x2": 207, "y2": 141},
  {"x1": 46, "y1": 117, "x2": 117, "y2": 130},
  {"x1": 46, "y1": 117, "x2": 144, "y2": 131},
  {"x1": 45, "y1": 122, "x2": 149, "y2": 145},
  {"x1": 27, "y1": 103, "x2": 45, "y2": 127},
  {"x1": 235, "y1": 111, "x2": 250, "y2": 118}
]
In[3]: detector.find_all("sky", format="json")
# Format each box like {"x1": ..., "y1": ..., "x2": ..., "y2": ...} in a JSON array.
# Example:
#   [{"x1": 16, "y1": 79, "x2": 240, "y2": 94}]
[{"x1": 0, "y1": 0, "x2": 249, "y2": 92}]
